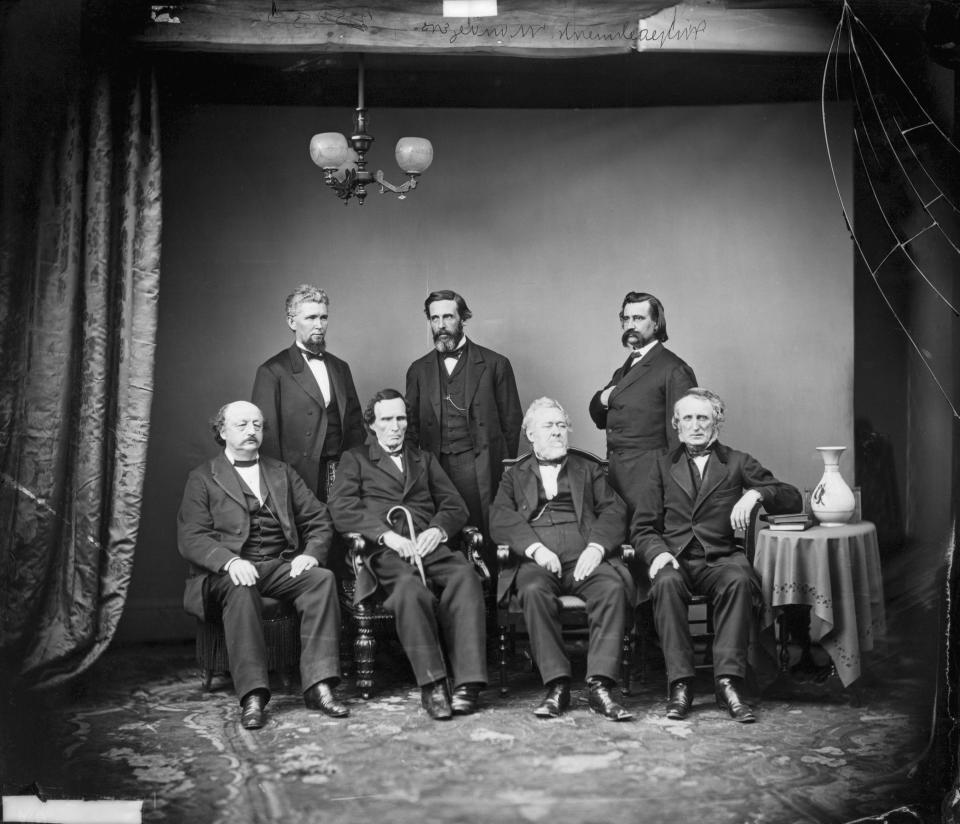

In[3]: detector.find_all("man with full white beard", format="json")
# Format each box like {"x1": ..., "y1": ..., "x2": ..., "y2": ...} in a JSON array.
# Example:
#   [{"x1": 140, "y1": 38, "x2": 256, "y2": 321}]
[{"x1": 490, "y1": 398, "x2": 635, "y2": 721}]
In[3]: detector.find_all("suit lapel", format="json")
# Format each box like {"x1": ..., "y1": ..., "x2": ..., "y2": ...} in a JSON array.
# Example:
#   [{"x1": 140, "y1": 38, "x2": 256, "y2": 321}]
[
  {"x1": 371, "y1": 442, "x2": 405, "y2": 486},
  {"x1": 695, "y1": 453, "x2": 729, "y2": 511},
  {"x1": 669, "y1": 454, "x2": 697, "y2": 506},
  {"x1": 514, "y1": 461, "x2": 541, "y2": 518},
  {"x1": 402, "y1": 447, "x2": 427, "y2": 495},
  {"x1": 260, "y1": 459, "x2": 289, "y2": 525},
  {"x1": 327, "y1": 357, "x2": 347, "y2": 424},
  {"x1": 211, "y1": 453, "x2": 247, "y2": 508},
  {"x1": 464, "y1": 341, "x2": 486, "y2": 408},
  {"x1": 423, "y1": 354, "x2": 443, "y2": 425},
  {"x1": 288, "y1": 343, "x2": 326, "y2": 409},
  {"x1": 565, "y1": 457, "x2": 585, "y2": 527},
  {"x1": 610, "y1": 342, "x2": 661, "y2": 401}
]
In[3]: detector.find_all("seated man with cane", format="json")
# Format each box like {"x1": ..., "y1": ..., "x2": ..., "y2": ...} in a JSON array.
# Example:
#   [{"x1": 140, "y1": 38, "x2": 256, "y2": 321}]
[{"x1": 328, "y1": 388, "x2": 489, "y2": 720}]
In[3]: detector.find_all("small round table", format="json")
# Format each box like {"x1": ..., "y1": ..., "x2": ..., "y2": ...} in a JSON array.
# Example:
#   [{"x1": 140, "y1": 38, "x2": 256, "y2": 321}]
[{"x1": 753, "y1": 521, "x2": 886, "y2": 687}]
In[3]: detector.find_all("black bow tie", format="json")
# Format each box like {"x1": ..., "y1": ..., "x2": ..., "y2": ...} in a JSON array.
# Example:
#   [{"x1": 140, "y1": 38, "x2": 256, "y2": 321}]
[
  {"x1": 233, "y1": 458, "x2": 259, "y2": 468},
  {"x1": 301, "y1": 349, "x2": 324, "y2": 360},
  {"x1": 537, "y1": 457, "x2": 563, "y2": 467},
  {"x1": 685, "y1": 444, "x2": 714, "y2": 459},
  {"x1": 384, "y1": 448, "x2": 404, "y2": 458},
  {"x1": 442, "y1": 349, "x2": 464, "y2": 361}
]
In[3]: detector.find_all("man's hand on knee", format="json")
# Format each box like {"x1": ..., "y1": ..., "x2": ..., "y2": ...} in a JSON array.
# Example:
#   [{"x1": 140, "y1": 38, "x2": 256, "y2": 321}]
[
  {"x1": 528, "y1": 543, "x2": 561, "y2": 576},
  {"x1": 226, "y1": 558, "x2": 259, "y2": 587},
  {"x1": 648, "y1": 551, "x2": 678, "y2": 580},
  {"x1": 289, "y1": 555, "x2": 318, "y2": 577},
  {"x1": 573, "y1": 544, "x2": 604, "y2": 582}
]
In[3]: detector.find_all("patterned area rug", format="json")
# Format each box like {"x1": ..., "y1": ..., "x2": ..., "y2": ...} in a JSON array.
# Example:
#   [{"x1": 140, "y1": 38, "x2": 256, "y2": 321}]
[{"x1": 0, "y1": 640, "x2": 940, "y2": 824}]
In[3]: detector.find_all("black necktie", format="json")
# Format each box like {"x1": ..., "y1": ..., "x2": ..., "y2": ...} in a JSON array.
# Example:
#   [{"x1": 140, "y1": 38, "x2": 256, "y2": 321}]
[
  {"x1": 685, "y1": 443, "x2": 714, "y2": 459},
  {"x1": 302, "y1": 349, "x2": 324, "y2": 360},
  {"x1": 537, "y1": 458, "x2": 563, "y2": 467},
  {"x1": 621, "y1": 351, "x2": 641, "y2": 375},
  {"x1": 233, "y1": 458, "x2": 258, "y2": 468}
]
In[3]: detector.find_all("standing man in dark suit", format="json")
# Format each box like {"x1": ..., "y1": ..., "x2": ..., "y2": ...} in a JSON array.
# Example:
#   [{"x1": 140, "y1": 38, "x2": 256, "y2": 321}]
[
  {"x1": 490, "y1": 398, "x2": 635, "y2": 721},
  {"x1": 253, "y1": 285, "x2": 364, "y2": 502},
  {"x1": 178, "y1": 400, "x2": 349, "y2": 730},
  {"x1": 328, "y1": 388, "x2": 488, "y2": 720},
  {"x1": 405, "y1": 290, "x2": 523, "y2": 578},
  {"x1": 589, "y1": 292, "x2": 697, "y2": 514},
  {"x1": 631, "y1": 388, "x2": 802, "y2": 723}
]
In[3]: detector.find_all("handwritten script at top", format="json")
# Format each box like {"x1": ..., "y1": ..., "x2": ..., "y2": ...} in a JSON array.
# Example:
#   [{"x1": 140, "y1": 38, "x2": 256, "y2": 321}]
[{"x1": 415, "y1": 11, "x2": 707, "y2": 48}]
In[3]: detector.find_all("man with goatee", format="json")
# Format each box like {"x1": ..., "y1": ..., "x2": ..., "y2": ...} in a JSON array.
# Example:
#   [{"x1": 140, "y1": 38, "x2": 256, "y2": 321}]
[
  {"x1": 253, "y1": 284, "x2": 364, "y2": 502},
  {"x1": 405, "y1": 290, "x2": 522, "y2": 580}
]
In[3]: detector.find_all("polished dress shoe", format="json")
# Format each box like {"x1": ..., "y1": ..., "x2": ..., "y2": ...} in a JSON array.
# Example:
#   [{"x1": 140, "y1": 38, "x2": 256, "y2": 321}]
[
  {"x1": 665, "y1": 679, "x2": 694, "y2": 720},
  {"x1": 240, "y1": 690, "x2": 267, "y2": 730},
  {"x1": 450, "y1": 682, "x2": 482, "y2": 715},
  {"x1": 421, "y1": 680, "x2": 453, "y2": 720},
  {"x1": 715, "y1": 676, "x2": 756, "y2": 723},
  {"x1": 304, "y1": 681, "x2": 350, "y2": 718},
  {"x1": 586, "y1": 678, "x2": 634, "y2": 721},
  {"x1": 533, "y1": 679, "x2": 571, "y2": 718}
]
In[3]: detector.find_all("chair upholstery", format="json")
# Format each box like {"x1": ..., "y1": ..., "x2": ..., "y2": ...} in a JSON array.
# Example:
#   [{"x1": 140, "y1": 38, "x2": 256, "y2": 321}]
[
  {"x1": 338, "y1": 528, "x2": 489, "y2": 699},
  {"x1": 494, "y1": 448, "x2": 637, "y2": 696},
  {"x1": 195, "y1": 596, "x2": 301, "y2": 692}
]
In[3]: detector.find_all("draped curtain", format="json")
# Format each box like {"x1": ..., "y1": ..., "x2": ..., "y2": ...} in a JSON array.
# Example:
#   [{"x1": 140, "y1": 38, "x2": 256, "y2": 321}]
[{"x1": 0, "y1": 65, "x2": 161, "y2": 688}]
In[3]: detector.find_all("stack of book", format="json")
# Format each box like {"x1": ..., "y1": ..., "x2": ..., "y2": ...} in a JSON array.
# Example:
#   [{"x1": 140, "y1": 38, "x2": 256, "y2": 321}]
[{"x1": 761, "y1": 512, "x2": 815, "y2": 531}]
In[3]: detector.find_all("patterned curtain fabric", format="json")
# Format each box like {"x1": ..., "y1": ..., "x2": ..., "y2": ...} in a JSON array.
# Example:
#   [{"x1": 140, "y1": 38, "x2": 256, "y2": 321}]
[{"x1": 0, "y1": 66, "x2": 161, "y2": 688}]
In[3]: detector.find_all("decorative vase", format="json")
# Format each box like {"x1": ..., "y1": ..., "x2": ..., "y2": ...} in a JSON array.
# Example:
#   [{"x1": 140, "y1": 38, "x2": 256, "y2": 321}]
[{"x1": 810, "y1": 446, "x2": 856, "y2": 526}]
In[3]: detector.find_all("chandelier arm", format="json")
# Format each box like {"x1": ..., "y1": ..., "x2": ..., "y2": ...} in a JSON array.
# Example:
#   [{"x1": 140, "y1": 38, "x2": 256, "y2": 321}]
[{"x1": 374, "y1": 171, "x2": 420, "y2": 195}]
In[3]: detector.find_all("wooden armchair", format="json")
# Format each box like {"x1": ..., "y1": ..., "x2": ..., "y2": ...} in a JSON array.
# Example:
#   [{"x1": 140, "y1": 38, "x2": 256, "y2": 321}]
[
  {"x1": 494, "y1": 448, "x2": 638, "y2": 696},
  {"x1": 338, "y1": 527, "x2": 489, "y2": 699}
]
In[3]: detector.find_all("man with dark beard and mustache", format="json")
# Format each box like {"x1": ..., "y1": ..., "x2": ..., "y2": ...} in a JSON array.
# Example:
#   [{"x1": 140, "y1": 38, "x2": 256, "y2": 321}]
[
  {"x1": 405, "y1": 290, "x2": 522, "y2": 581},
  {"x1": 252, "y1": 285, "x2": 364, "y2": 502},
  {"x1": 589, "y1": 291, "x2": 697, "y2": 515}
]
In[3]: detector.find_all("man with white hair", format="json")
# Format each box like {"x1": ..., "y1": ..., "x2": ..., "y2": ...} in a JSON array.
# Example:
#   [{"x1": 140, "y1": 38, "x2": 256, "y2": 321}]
[
  {"x1": 490, "y1": 397, "x2": 635, "y2": 721},
  {"x1": 631, "y1": 388, "x2": 802, "y2": 723},
  {"x1": 253, "y1": 285, "x2": 364, "y2": 501},
  {"x1": 178, "y1": 400, "x2": 348, "y2": 730}
]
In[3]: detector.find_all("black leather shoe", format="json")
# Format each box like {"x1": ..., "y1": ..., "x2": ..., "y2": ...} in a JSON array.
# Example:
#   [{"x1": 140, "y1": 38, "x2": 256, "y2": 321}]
[
  {"x1": 533, "y1": 679, "x2": 571, "y2": 718},
  {"x1": 666, "y1": 679, "x2": 694, "y2": 720},
  {"x1": 240, "y1": 690, "x2": 267, "y2": 730},
  {"x1": 450, "y1": 682, "x2": 482, "y2": 715},
  {"x1": 304, "y1": 681, "x2": 350, "y2": 718},
  {"x1": 586, "y1": 678, "x2": 633, "y2": 721},
  {"x1": 421, "y1": 680, "x2": 453, "y2": 720},
  {"x1": 715, "y1": 676, "x2": 756, "y2": 723}
]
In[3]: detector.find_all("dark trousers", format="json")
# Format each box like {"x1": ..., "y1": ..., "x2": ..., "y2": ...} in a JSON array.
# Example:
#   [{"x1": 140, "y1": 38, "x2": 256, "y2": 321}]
[
  {"x1": 206, "y1": 559, "x2": 342, "y2": 703},
  {"x1": 439, "y1": 451, "x2": 496, "y2": 577},
  {"x1": 649, "y1": 550, "x2": 758, "y2": 686},
  {"x1": 373, "y1": 544, "x2": 488, "y2": 688},
  {"x1": 607, "y1": 448, "x2": 665, "y2": 517},
  {"x1": 514, "y1": 522, "x2": 630, "y2": 685}
]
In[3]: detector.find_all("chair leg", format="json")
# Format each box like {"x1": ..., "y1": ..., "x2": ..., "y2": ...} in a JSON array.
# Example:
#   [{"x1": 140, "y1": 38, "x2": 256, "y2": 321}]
[
  {"x1": 620, "y1": 631, "x2": 632, "y2": 696},
  {"x1": 499, "y1": 625, "x2": 510, "y2": 696},
  {"x1": 355, "y1": 608, "x2": 377, "y2": 700},
  {"x1": 200, "y1": 668, "x2": 213, "y2": 692},
  {"x1": 280, "y1": 667, "x2": 295, "y2": 694}
]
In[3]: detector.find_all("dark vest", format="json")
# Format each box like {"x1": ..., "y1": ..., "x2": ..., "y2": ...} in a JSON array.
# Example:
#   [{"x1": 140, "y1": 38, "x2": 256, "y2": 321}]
[
  {"x1": 321, "y1": 393, "x2": 342, "y2": 457},
  {"x1": 236, "y1": 478, "x2": 286, "y2": 560},
  {"x1": 438, "y1": 352, "x2": 472, "y2": 454}
]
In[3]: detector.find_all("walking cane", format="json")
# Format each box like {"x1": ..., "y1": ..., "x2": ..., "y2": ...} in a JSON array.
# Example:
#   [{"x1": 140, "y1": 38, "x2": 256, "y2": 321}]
[{"x1": 386, "y1": 505, "x2": 428, "y2": 587}]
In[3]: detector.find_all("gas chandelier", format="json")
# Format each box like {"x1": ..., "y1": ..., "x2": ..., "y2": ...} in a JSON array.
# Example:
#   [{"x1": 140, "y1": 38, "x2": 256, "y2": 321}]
[{"x1": 309, "y1": 56, "x2": 434, "y2": 206}]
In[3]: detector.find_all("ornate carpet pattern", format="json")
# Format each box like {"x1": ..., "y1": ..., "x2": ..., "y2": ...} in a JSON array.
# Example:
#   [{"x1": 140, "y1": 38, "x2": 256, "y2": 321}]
[{"x1": 0, "y1": 641, "x2": 939, "y2": 824}]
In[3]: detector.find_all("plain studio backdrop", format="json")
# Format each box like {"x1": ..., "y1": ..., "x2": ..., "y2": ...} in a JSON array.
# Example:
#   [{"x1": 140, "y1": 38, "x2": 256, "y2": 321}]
[{"x1": 121, "y1": 99, "x2": 853, "y2": 640}]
